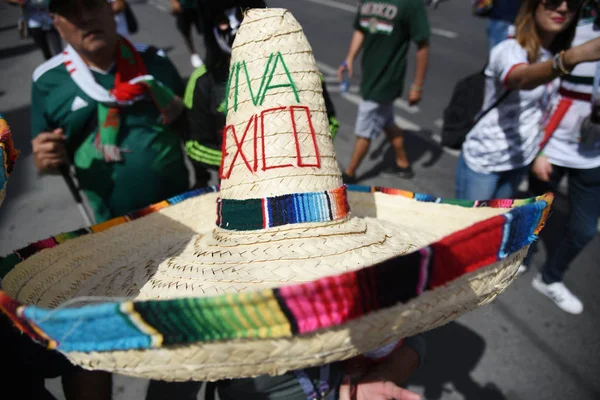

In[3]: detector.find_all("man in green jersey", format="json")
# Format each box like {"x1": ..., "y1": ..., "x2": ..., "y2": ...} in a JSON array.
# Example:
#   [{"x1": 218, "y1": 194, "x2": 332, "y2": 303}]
[
  {"x1": 337, "y1": 0, "x2": 431, "y2": 182},
  {"x1": 31, "y1": 0, "x2": 190, "y2": 224}
]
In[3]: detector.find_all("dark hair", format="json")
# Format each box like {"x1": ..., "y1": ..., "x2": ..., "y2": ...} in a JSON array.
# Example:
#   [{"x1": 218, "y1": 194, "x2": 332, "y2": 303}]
[{"x1": 514, "y1": 0, "x2": 581, "y2": 62}]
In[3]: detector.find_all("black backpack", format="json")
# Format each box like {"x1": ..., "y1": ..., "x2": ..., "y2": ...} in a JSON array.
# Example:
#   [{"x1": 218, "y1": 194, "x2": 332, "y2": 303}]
[{"x1": 440, "y1": 69, "x2": 510, "y2": 150}]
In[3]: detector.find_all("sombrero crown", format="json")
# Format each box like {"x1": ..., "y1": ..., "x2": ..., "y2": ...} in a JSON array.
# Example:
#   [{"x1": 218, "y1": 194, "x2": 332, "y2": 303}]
[{"x1": 0, "y1": 9, "x2": 552, "y2": 382}]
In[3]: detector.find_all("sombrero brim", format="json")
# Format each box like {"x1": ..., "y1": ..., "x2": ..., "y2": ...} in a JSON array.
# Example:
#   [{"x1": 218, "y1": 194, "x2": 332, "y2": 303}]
[{"x1": 0, "y1": 186, "x2": 553, "y2": 381}]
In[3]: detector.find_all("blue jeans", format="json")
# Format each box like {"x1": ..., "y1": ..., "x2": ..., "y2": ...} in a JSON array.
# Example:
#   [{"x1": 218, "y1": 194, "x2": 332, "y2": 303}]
[
  {"x1": 455, "y1": 153, "x2": 528, "y2": 200},
  {"x1": 527, "y1": 164, "x2": 600, "y2": 283},
  {"x1": 488, "y1": 19, "x2": 511, "y2": 52}
]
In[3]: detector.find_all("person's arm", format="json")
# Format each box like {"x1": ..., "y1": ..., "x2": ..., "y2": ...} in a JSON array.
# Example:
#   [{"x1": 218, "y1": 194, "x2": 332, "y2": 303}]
[
  {"x1": 148, "y1": 48, "x2": 187, "y2": 128},
  {"x1": 31, "y1": 81, "x2": 67, "y2": 171},
  {"x1": 185, "y1": 74, "x2": 222, "y2": 170},
  {"x1": 505, "y1": 37, "x2": 600, "y2": 90},
  {"x1": 110, "y1": 0, "x2": 126, "y2": 14},
  {"x1": 170, "y1": 0, "x2": 181, "y2": 14},
  {"x1": 407, "y1": 0, "x2": 431, "y2": 105},
  {"x1": 408, "y1": 40, "x2": 429, "y2": 106},
  {"x1": 337, "y1": 30, "x2": 365, "y2": 81}
]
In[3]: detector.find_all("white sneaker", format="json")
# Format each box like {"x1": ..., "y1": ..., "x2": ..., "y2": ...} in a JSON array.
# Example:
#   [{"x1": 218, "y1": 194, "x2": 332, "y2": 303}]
[
  {"x1": 516, "y1": 263, "x2": 528, "y2": 277},
  {"x1": 190, "y1": 53, "x2": 204, "y2": 68},
  {"x1": 532, "y1": 274, "x2": 583, "y2": 315}
]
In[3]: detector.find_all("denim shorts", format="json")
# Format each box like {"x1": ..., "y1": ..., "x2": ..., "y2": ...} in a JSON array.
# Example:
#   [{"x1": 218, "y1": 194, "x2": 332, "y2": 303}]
[{"x1": 355, "y1": 100, "x2": 394, "y2": 139}]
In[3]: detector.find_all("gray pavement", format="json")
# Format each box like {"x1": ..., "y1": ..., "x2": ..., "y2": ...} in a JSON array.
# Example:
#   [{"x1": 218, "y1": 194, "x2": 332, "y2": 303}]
[{"x1": 0, "y1": 0, "x2": 599, "y2": 399}]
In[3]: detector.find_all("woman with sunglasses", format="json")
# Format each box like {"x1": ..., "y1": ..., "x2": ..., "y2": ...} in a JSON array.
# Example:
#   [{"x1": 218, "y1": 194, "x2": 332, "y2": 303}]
[
  {"x1": 521, "y1": 1, "x2": 600, "y2": 314},
  {"x1": 456, "y1": 0, "x2": 600, "y2": 202}
]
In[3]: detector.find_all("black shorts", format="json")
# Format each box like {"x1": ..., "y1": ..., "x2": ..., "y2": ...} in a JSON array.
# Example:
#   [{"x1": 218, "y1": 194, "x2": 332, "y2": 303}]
[{"x1": 175, "y1": 8, "x2": 203, "y2": 36}]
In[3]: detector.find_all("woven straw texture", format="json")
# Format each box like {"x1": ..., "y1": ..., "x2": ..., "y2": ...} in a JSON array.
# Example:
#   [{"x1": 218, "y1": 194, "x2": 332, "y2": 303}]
[
  {"x1": 3, "y1": 192, "x2": 508, "y2": 306},
  {"x1": 65, "y1": 249, "x2": 524, "y2": 381},
  {"x1": 220, "y1": 8, "x2": 341, "y2": 200},
  {"x1": 0, "y1": 186, "x2": 551, "y2": 381}
]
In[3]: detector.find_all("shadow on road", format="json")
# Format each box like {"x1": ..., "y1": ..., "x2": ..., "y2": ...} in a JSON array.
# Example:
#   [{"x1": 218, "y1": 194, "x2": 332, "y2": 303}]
[
  {"x1": 0, "y1": 24, "x2": 18, "y2": 33},
  {"x1": 0, "y1": 43, "x2": 38, "y2": 60},
  {"x1": 359, "y1": 128, "x2": 444, "y2": 181},
  {"x1": 407, "y1": 322, "x2": 507, "y2": 400}
]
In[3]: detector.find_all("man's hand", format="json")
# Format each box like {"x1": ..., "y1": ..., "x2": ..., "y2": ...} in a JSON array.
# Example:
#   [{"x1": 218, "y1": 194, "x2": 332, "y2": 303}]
[
  {"x1": 111, "y1": 0, "x2": 126, "y2": 14},
  {"x1": 532, "y1": 155, "x2": 553, "y2": 182},
  {"x1": 339, "y1": 379, "x2": 421, "y2": 400},
  {"x1": 162, "y1": 96, "x2": 185, "y2": 125},
  {"x1": 337, "y1": 59, "x2": 353, "y2": 82},
  {"x1": 32, "y1": 128, "x2": 67, "y2": 171},
  {"x1": 170, "y1": 0, "x2": 181, "y2": 14},
  {"x1": 408, "y1": 86, "x2": 422, "y2": 106}
]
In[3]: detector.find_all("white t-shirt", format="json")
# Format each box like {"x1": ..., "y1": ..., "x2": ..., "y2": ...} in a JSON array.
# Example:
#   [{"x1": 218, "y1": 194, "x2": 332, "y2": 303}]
[
  {"x1": 463, "y1": 39, "x2": 558, "y2": 173},
  {"x1": 543, "y1": 19, "x2": 600, "y2": 169}
]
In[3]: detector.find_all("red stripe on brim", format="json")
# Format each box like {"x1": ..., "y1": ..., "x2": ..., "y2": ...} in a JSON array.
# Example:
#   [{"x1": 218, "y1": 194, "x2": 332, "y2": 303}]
[{"x1": 428, "y1": 215, "x2": 506, "y2": 288}]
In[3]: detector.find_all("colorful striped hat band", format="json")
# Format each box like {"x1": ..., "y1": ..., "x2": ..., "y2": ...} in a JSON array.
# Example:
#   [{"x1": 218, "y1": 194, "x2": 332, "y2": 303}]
[{"x1": 216, "y1": 185, "x2": 350, "y2": 230}]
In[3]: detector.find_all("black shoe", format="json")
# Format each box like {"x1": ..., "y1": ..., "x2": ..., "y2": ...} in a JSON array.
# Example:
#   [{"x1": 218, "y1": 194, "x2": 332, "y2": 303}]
[
  {"x1": 342, "y1": 172, "x2": 358, "y2": 184},
  {"x1": 383, "y1": 164, "x2": 415, "y2": 179}
]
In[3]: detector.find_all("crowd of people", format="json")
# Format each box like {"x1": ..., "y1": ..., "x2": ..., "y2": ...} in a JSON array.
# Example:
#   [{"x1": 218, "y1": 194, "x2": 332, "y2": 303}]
[
  {"x1": 1, "y1": 0, "x2": 599, "y2": 399},
  {"x1": 338, "y1": 0, "x2": 599, "y2": 316}
]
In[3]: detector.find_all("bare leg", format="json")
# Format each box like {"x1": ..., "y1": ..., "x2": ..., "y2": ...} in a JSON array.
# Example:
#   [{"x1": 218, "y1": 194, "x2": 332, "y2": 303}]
[
  {"x1": 62, "y1": 369, "x2": 112, "y2": 400},
  {"x1": 384, "y1": 123, "x2": 410, "y2": 168},
  {"x1": 183, "y1": 33, "x2": 196, "y2": 56},
  {"x1": 345, "y1": 136, "x2": 371, "y2": 177}
]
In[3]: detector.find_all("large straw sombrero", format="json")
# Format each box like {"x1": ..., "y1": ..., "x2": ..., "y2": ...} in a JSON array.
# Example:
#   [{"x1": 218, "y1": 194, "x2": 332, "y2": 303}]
[{"x1": 0, "y1": 9, "x2": 552, "y2": 382}]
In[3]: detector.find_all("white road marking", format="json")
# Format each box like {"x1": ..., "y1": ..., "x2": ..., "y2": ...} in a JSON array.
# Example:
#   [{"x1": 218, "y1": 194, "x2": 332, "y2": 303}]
[
  {"x1": 316, "y1": 61, "x2": 338, "y2": 76},
  {"x1": 300, "y1": 0, "x2": 458, "y2": 38},
  {"x1": 395, "y1": 98, "x2": 420, "y2": 114},
  {"x1": 148, "y1": 0, "x2": 168, "y2": 12},
  {"x1": 303, "y1": 0, "x2": 356, "y2": 12},
  {"x1": 430, "y1": 27, "x2": 459, "y2": 39},
  {"x1": 434, "y1": 118, "x2": 443, "y2": 129}
]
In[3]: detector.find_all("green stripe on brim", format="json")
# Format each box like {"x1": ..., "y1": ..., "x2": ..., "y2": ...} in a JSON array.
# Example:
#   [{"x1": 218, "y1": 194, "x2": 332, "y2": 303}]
[{"x1": 0, "y1": 254, "x2": 21, "y2": 280}]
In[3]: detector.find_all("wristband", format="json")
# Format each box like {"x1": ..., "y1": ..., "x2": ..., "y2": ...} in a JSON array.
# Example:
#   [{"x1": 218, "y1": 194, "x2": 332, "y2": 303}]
[
  {"x1": 410, "y1": 84, "x2": 423, "y2": 92},
  {"x1": 552, "y1": 51, "x2": 570, "y2": 77}
]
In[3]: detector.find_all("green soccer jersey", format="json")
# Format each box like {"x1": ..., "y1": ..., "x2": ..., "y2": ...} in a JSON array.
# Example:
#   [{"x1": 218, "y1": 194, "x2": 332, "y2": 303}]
[
  {"x1": 31, "y1": 44, "x2": 189, "y2": 223},
  {"x1": 354, "y1": 0, "x2": 431, "y2": 103}
]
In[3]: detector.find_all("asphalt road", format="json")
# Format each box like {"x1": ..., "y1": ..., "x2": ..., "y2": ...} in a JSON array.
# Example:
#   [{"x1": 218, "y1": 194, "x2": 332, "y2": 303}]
[{"x1": 0, "y1": 1, "x2": 599, "y2": 399}]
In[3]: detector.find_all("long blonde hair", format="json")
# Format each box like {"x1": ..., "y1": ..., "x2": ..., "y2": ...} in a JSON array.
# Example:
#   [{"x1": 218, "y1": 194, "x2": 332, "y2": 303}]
[{"x1": 514, "y1": 0, "x2": 580, "y2": 62}]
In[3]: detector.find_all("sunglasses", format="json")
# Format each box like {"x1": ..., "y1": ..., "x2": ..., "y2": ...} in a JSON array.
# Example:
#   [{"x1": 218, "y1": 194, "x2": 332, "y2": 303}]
[{"x1": 543, "y1": 0, "x2": 583, "y2": 11}]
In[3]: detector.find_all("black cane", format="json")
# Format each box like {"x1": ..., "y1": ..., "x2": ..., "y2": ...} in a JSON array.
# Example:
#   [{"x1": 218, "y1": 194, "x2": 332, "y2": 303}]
[{"x1": 59, "y1": 165, "x2": 94, "y2": 226}]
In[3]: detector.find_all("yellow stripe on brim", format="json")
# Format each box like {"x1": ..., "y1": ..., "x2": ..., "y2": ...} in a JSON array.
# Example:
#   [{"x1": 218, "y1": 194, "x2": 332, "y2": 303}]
[
  {"x1": 90, "y1": 216, "x2": 129, "y2": 233},
  {"x1": 120, "y1": 302, "x2": 164, "y2": 348}
]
